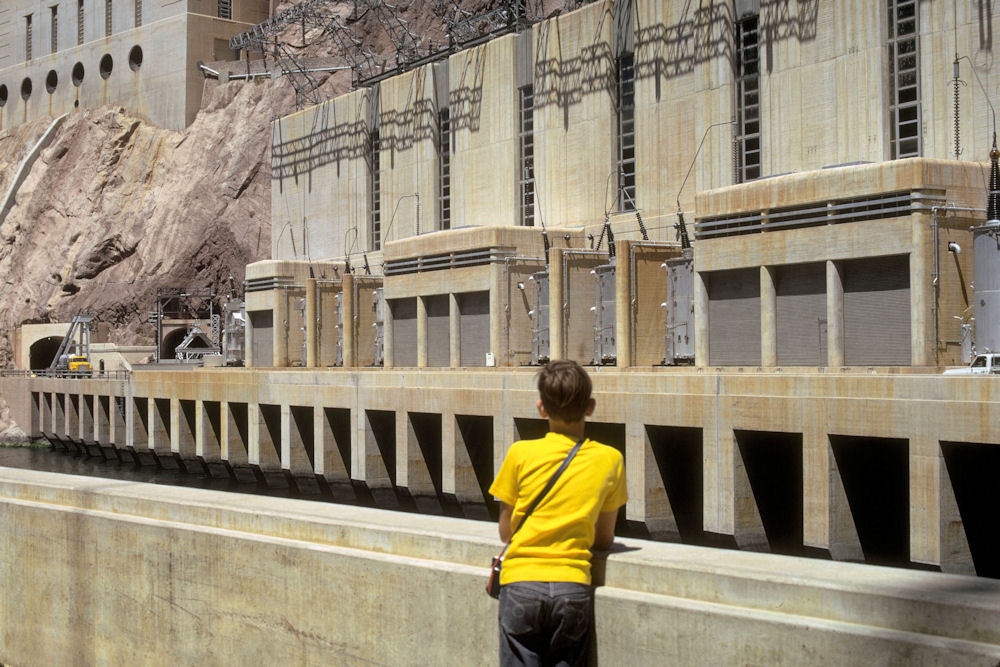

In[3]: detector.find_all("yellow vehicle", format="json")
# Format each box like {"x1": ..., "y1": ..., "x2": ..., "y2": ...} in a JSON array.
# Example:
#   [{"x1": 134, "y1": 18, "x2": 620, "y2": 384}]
[{"x1": 67, "y1": 355, "x2": 92, "y2": 374}]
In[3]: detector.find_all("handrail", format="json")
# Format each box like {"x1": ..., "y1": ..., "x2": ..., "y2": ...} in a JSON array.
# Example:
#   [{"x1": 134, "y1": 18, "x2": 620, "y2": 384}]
[{"x1": 0, "y1": 369, "x2": 131, "y2": 380}]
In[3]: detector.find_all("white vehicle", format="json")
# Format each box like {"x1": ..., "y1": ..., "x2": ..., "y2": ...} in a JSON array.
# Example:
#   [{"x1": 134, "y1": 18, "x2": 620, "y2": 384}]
[{"x1": 942, "y1": 353, "x2": 1000, "y2": 375}]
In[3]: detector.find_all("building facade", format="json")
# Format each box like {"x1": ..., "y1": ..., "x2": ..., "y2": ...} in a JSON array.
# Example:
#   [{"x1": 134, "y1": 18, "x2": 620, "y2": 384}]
[{"x1": 0, "y1": 0, "x2": 269, "y2": 130}]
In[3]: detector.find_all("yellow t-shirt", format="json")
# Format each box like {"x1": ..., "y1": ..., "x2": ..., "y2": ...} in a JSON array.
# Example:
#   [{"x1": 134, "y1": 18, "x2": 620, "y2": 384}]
[{"x1": 488, "y1": 432, "x2": 628, "y2": 585}]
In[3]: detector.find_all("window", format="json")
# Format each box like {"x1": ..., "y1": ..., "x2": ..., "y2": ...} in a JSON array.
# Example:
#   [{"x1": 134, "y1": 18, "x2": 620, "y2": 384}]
[
  {"x1": 50, "y1": 7, "x2": 58, "y2": 54},
  {"x1": 370, "y1": 129, "x2": 382, "y2": 251},
  {"x1": 135, "y1": 0, "x2": 142, "y2": 27},
  {"x1": 438, "y1": 109, "x2": 451, "y2": 231},
  {"x1": 518, "y1": 85, "x2": 536, "y2": 226},
  {"x1": 888, "y1": 0, "x2": 921, "y2": 158},
  {"x1": 105, "y1": 0, "x2": 112, "y2": 37},
  {"x1": 77, "y1": 0, "x2": 84, "y2": 45},
  {"x1": 735, "y1": 14, "x2": 761, "y2": 181},
  {"x1": 218, "y1": 0, "x2": 232, "y2": 20},
  {"x1": 616, "y1": 53, "x2": 636, "y2": 212},
  {"x1": 25, "y1": 15, "x2": 32, "y2": 62}
]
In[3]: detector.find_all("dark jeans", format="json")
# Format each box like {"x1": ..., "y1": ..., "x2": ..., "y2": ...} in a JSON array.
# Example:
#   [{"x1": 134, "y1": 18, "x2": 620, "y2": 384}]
[{"x1": 498, "y1": 581, "x2": 594, "y2": 667}]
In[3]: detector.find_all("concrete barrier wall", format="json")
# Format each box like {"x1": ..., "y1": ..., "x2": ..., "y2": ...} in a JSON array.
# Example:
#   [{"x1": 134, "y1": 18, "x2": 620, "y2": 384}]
[{"x1": 0, "y1": 468, "x2": 999, "y2": 665}]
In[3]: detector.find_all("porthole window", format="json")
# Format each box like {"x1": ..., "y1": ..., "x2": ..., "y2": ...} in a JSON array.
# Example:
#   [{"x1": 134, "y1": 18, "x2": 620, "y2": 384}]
[
  {"x1": 99, "y1": 54, "x2": 113, "y2": 80},
  {"x1": 21, "y1": 78, "x2": 32, "y2": 100},
  {"x1": 128, "y1": 45, "x2": 143, "y2": 71},
  {"x1": 0, "y1": 85, "x2": 7, "y2": 107},
  {"x1": 45, "y1": 70, "x2": 58, "y2": 93},
  {"x1": 72, "y1": 62, "x2": 85, "y2": 86}
]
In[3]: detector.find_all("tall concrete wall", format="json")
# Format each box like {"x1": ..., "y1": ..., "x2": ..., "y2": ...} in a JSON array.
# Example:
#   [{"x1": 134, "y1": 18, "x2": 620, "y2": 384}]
[
  {"x1": 0, "y1": 467, "x2": 998, "y2": 665},
  {"x1": 269, "y1": 0, "x2": 1000, "y2": 264}
]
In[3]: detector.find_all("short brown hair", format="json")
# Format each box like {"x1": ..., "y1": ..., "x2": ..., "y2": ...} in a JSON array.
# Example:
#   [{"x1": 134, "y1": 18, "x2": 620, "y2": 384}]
[{"x1": 537, "y1": 359, "x2": 592, "y2": 422}]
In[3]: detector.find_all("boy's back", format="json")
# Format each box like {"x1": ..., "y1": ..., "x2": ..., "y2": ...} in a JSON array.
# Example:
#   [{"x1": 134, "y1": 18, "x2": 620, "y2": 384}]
[{"x1": 489, "y1": 432, "x2": 626, "y2": 586}]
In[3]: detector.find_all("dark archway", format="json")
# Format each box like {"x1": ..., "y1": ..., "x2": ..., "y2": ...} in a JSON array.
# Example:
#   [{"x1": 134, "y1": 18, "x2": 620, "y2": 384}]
[
  {"x1": 29, "y1": 337, "x2": 64, "y2": 369},
  {"x1": 161, "y1": 328, "x2": 188, "y2": 360}
]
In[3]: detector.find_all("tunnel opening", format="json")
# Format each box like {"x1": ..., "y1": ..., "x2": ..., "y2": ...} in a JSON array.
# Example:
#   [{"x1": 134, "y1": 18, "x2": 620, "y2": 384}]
[
  {"x1": 830, "y1": 435, "x2": 909, "y2": 566},
  {"x1": 456, "y1": 414, "x2": 495, "y2": 520},
  {"x1": 29, "y1": 336, "x2": 64, "y2": 369},
  {"x1": 735, "y1": 429, "x2": 809, "y2": 556},
  {"x1": 160, "y1": 328, "x2": 188, "y2": 360},
  {"x1": 646, "y1": 425, "x2": 704, "y2": 544},
  {"x1": 941, "y1": 441, "x2": 1000, "y2": 578}
]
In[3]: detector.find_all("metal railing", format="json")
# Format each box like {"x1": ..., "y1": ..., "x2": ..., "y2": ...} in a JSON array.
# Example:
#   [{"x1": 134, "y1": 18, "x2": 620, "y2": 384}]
[{"x1": 0, "y1": 369, "x2": 131, "y2": 380}]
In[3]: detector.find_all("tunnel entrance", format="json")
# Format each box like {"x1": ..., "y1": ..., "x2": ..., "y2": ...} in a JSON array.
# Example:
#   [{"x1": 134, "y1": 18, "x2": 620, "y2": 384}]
[{"x1": 29, "y1": 337, "x2": 64, "y2": 369}]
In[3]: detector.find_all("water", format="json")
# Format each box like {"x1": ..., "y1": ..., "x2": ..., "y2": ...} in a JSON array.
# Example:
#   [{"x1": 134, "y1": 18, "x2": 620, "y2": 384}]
[
  {"x1": 0, "y1": 444, "x2": 490, "y2": 519},
  {"x1": 0, "y1": 444, "x2": 358, "y2": 503}
]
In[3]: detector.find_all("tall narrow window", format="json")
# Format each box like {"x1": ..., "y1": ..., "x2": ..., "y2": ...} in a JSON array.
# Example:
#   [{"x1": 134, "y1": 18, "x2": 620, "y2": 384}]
[
  {"x1": 519, "y1": 85, "x2": 536, "y2": 226},
  {"x1": 50, "y1": 7, "x2": 58, "y2": 54},
  {"x1": 77, "y1": 0, "x2": 84, "y2": 45},
  {"x1": 135, "y1": 0, "x2": 142, "y2": 27},
  {"x1": 105, "y1": 0, "x2": 112, "y2": 37},
  {"x1": 218, "y1": 0, "x2": 232, "y2": 20},
  {"x1": 888, "y1": 0, "x2": 921, "y2": 158},
  {"x1": 616, "y1": 53, "x2": 636, "y2": 212},
  {"x1": 735, "y1": 14, "x2": 761, "y2": 182},
  {"x1": 438, "y1": 109, "x2": 451, "y2": 231},
  {"x1": 370, "y1": 129, "x2": 382, "y2": 251},
  {"x1": 25, "y1": 15, "x2": 32, "y2": 62}
]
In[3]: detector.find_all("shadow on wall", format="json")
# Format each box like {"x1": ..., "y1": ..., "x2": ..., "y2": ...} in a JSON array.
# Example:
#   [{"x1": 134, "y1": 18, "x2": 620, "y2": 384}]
[{"x1": 270, "y1": 0, "x2": 820, "y2": 186}]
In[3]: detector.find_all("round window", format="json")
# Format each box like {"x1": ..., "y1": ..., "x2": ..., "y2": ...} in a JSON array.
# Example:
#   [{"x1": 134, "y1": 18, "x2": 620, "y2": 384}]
[
  {"x1": 99, "y1": 54, "x2": 113, "y2": 80},
  {"x1": 128, "y1": 45, "x2": 143, "y2": 71},
  {"x1": 72, "y1": 62, "x2": 85, "y2": 86},
  {"x1": 0, "y1": 85, "x2": 7, "y2": 107},
  {"x1": 20, "y1": 78, "x2": 32, "y2": 101},
  {"x1": 45, "y1": 70, "x2": 58, "y2": 94}
]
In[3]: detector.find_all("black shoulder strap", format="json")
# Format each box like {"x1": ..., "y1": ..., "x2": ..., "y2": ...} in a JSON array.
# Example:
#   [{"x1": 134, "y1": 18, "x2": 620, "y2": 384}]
[{"x1": 509, "y1": 438, "x2": 584, "y2": 539}]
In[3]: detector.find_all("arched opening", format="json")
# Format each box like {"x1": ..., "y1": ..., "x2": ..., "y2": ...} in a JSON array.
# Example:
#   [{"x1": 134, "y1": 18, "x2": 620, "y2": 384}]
[
  {"x1": 0, "y1": 85, "x2": 7, "y2": 107},
  {"x1": 128, "y1": 45, "x2": 143, "y2": 71},
  {"x1": 160, "y1": 328, "x2": 189, "y2": 360},
  {"x1": 72, "y1": 62, "x2": 84, "y2": 86},
  {"x1": 45, "y1": 70, "x2": 58, "y2": 94},
  {"x1": 29, "y1": 337, "x2": 64, "y2": 369},
  {"x1": 20, "y1": 78, "x2": 32, "y2": 101},
  {"x1": 99, "y1": 54, "x2": 113, "y2": 80}
]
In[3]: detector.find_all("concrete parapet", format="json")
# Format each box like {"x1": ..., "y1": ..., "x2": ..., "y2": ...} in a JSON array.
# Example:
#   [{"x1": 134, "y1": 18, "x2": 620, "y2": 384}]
[{"x1": 0, "y1": 467, "x2": 998, "y2": 665}]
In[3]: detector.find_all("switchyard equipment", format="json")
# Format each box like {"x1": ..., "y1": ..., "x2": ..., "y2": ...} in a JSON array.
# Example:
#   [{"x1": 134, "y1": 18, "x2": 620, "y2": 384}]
[
  {"x1": 662, "y1": 257, "x2": 695, "y2": 365},
  {"x1": 592, "y1": 260, "x2": 617, "y2": 365},
  {"x1": 222, "y1": 300, "x2": 246, "y2": 366},
  {"x1": 973, "y1": 139, "x2": 1000, "y2": 353},
  {"x1": 528, "y1": 271, "x2": 549, "y2": 365}
]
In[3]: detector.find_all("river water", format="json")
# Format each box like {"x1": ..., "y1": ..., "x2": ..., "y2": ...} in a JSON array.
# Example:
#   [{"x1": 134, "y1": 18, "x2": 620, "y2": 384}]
[{"x1": 0, "y1": 444, "x2": 354, "y2": 502}]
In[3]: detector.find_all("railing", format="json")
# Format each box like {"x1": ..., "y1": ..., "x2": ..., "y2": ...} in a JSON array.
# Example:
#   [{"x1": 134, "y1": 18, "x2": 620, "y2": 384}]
[{"x1": 0, "y1": 369, "x2": 131, "y2": 380}]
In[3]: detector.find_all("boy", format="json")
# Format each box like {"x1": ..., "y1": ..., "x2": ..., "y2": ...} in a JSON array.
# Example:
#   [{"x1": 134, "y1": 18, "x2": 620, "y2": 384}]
[{"x1": 488, "y1": 360, "x2": 627, "y2": 667}]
